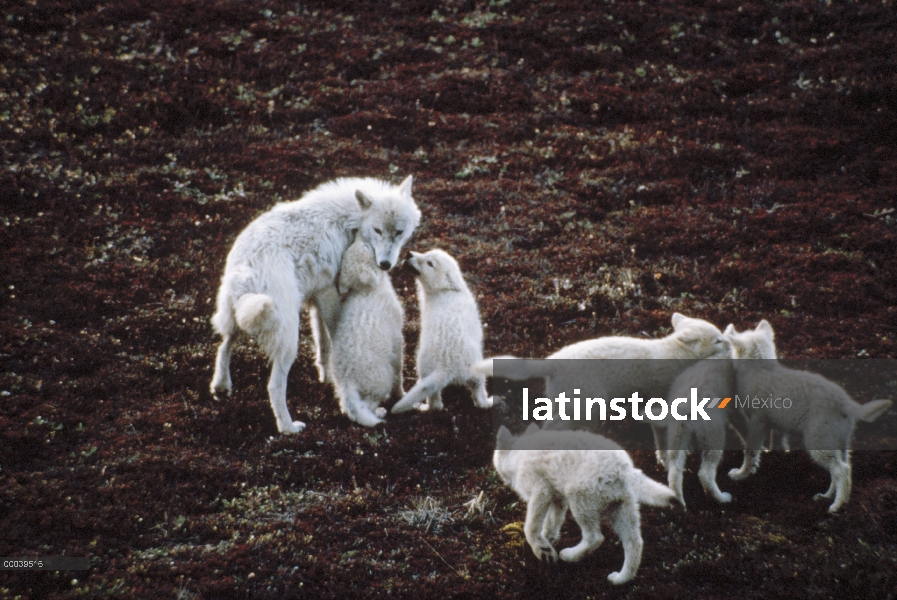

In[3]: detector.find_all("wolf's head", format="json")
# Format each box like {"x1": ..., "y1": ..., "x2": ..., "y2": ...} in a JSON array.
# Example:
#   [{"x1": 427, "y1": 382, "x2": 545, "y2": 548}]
[
  {"x1": 723, "y1": 320, "x2": 777, "y2": 359},
  {"x1": 670, "y1": 313, "x2": 732, "y2": 359},
  {"x1": 355, "y1": 175, "x2": 421, "y2": 271},
  {"x1": 338, "y1": 237, "x2": 382, "y2": 296},
  {"x1": 405, "y1": 249, "x2": 468, "y2": 295}
]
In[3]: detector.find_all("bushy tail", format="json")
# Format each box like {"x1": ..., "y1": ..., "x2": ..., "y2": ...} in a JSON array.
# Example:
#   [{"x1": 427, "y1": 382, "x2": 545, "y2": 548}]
[
  {"x1": 630, "y1": 469, "x2": 677, "y2": 507},
  {"x1": 852, "y1": 399, "x2": 892, "y2": 423},
  {"x1": 471, "y1": 356, "x2": 558, "y2": 380}
]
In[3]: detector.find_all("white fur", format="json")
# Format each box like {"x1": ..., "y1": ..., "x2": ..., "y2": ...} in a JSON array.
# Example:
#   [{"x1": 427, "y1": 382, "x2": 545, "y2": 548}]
[
  {"x1": 493, "y1": 424, "x2": 675, "y2": 585},
  {"x1": 328, "y1": 237, "x2": 404, "y2": 427},
  {"x1": 210, "y1": 176, "x2": 420, "y2": 434},
  {"x1": 390, "y1": 249, "x2": 493, "y2": 413},
  {"x1": 725, "y1": 321, "x2": 892, "y2": 512},
  {"x1": 663, "y1": 320, "x2": 776, "y2": 508},
  {"x1": 473, "y1": 313, "x2": 731, "y2": 447}
]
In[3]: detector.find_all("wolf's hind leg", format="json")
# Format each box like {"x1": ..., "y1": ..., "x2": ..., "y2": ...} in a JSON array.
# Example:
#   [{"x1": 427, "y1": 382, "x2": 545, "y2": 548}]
[
  {"x1": 467, "y1": 376, "x2": 494, "y2": 409},
  {"x1": 810, "y1": 450, "x2": 851, "y2": 513},
  {"x1": 559, "y1": 492, "x2": 604, "y2": 563},
  {"x1": 338, "y1": 384, "x2": 385, "y2": 427},
  {"x1": 607, "y1": 500, "x2": 643, "y2": 585},
  {"x1": 541, "y1": 499, "x2": 568, "y2": 544},
  {"x1": 267, "y1": 348, "x2": 305, "y2": 434},
  {"x1": 698, "y1": 450, "x2": 731, "y2": 503},
  {"x1": 211, "y1": 333, "x2": 237, "y2": 396}
]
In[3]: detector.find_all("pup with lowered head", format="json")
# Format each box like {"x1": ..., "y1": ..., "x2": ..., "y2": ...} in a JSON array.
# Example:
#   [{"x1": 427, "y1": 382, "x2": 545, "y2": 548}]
[
  {"x1": 328, "y1": 236, "x2": 404, "y2": 427},
  {"x1": 663, "y1": 320, "x2": 777, "y2": 508},
  {"x1": 727, "y1": 321, "x2": 892, "y2": 512},
  {"x1": 391, "y1": 249, "x2": 493, "y2": 413},
  {"x1": 494, "y1": 424, "x2": 676, "y2": 585},
  {"x1": 473, "y1": 313, "x2": 732, "y2": 446}
]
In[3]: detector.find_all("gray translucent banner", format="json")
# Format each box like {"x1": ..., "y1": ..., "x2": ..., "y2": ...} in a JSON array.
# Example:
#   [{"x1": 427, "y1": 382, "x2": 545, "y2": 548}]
[
  {"x1": 489, "y1": 359, "x2": 896, "y2": 450},
  {"x1": 0, "y1": 557, "x2": 90, "y2": 570}
]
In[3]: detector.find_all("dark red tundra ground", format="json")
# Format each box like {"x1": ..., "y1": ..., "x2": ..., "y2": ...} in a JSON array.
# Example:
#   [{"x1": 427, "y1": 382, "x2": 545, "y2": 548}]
[{"x1": 1, "y1": 1, "x2": 896, "y2": 598}]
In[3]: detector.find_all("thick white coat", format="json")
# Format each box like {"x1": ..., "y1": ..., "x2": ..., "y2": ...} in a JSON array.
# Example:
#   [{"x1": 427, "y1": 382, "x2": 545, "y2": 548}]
[
  {"x1": 210, "y1": 176, "x2": 420, "y2": 434},
  {"x1": 726, "y1": 321, "x2": 892, "y2": 512},
  {"x1": 329, "y1": 238, "x2": 404, "y2": 427},
  {"x1": 493, "y1": 425, "x2": 675, "y2": 585},
  {"x1": 663, "y1": 320, "x2": 776, "y2": 508},
  {"x1": 391, "y1": 249, "x2": 493, "y2": 413}
]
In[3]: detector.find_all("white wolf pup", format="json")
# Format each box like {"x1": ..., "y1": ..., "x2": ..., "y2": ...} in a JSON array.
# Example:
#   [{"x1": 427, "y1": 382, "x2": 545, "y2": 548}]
[
  {"x1": 210, "y1": 177, "x2": 420, "y2": 434},
  {"x1": 493, "y1": 424, "x2": 676, "y2": 585},
  {"x1": 390, "y1": 249, "x2": 493, "y2": 413},
  {"x1": 664, "y1": 320, "x2": 777, "y2": 508},
  {"x1": 328, "y1": 236, "x2": 404, "y2": 427},
  {"x1": 473, "y1": 313, "x2": 732, "y2": 447},
  {"x1": 725, "y1": 321, "x2": 892, "y2": 512}
]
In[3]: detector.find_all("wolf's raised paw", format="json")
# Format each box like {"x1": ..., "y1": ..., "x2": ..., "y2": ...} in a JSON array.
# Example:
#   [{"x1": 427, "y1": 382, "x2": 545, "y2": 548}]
[{"x1": 374, "y1": 407, "x2": 387, "y2": 418}]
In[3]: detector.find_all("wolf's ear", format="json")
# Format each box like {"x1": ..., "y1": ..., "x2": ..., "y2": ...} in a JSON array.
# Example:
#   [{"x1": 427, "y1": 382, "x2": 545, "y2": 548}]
[
  {"x1": 398, "y1": 175, "x2": 413, "y2": 198},
  {"x1": 409, "y1": 250, "x2": 421, "y2": 258},
  {"x1": 756, "y1": 319, "x2": 774, "y2": 338},
  {"x1": 671, "y1": 312, "x2": 686, "y2": 329},
  {"x1": 724, "y1": 324, "x2": 736, "y2": 335},
  {"x1": 355, "y1": 190, "x2": 373, "y2": 209},
  {"x1": 496, "y1": 425, "x2": 513, "y2": 450},
  {"x1": 524, "y1": 423, "x2": 540, "y2": 436}
]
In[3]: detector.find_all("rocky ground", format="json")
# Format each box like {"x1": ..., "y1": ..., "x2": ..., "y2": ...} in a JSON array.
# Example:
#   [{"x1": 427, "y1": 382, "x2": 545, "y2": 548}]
[{"x1": 1, "y1": 0, "x2": 896, "y2": 598}]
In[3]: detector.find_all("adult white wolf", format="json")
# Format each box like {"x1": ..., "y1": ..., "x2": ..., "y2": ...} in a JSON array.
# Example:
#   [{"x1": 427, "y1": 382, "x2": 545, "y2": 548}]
[
  {"x1": 493, "y1": 424, "x2": 676, "y2": 585},
  {"x1": 390, "y1": 249, "x2": 493, "y2": 413},
  {"x1": 328, "y1": 236, "x2": 404, "y2": 427},
  {"x1": 210, "y1": 176, "x2": 420, "y2": 434}
]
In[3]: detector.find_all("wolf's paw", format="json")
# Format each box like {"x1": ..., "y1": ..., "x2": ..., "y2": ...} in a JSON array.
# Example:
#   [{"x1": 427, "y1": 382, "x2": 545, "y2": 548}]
[
  {"x1": 416, "y1": 402, "x2": 430, "y2": 412},
  {"x1": 728, "y1": 468, "x2": 748, "y2": 481},
  {"x1": 716, "y1": 491, "x2": 732, "y2": 503},
  {"x1": 374, "y1": 407, "x2": 387, "y2": 418},
  {"x1": 608, "y1": 571, "x2": 633, "y2": 585},
  {"x1": 210, "y1": 379, "x2": 232, "y2": 397},
  {"x1": 559, "y1": 548, "x2": 585, "y2": 563},
  {"x1": 475, "y1": 395, "x2": 494, "y2": 409},
  {"x1": 279, "y1": 420, "x2": 306, "y2": 434},
  {"x1": 533, "y1": 545, "x2": 558, "y2": 564},
  {"x1": 813, "y1": 492, "x2": 834, "y2": 502}
]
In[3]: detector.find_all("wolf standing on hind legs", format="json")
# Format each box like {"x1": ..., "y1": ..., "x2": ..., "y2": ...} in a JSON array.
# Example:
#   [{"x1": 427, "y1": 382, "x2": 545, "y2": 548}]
[{"x1": 209, "y1": 177, "x2": 420, "y2": 434}]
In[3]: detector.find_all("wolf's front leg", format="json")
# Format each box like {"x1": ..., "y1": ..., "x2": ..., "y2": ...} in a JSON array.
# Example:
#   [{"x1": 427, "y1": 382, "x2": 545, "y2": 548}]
[
  {"x1": 728, "y1": 419, "x2": 765, "y2": 481},
  {"x1": 524, "y1": 489, "x2": 558, "y2": 564},
  {"x1": 541, "y1": 499, "x2": 568, "y2": 544},
  {"x1": 559, "y1": 494, "x2": 604, "y2": 562},
  {"x1": 309, "y1": 285, "x2": 340, "y2": 385}
]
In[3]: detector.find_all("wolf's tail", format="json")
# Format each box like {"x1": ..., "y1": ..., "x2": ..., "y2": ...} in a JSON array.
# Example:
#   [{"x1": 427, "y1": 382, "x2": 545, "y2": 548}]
[
  {"x1": 234, "y1": 293, "x2": 277, "y2": 335},
  {"x1": 471, "y1": 356, "x2": 558, "y2": 380},
  {"x1": 630, "y1": 469, "x2": 677, "y2": 507},
  {"x1": 851, "y1": 399, "x2": 892, "y2": 423}
]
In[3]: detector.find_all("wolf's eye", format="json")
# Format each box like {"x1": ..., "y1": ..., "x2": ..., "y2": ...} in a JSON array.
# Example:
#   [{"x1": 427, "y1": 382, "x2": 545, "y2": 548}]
[
  {"x1": 374, "y1": 228, "x2": 382, "y2": 235},
  {"x1": 395, "y1": 230, "x2": 403, "y2": 236},
  {"x1": 427, "y1": 260, "x2": 434, "y2": 267}
]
